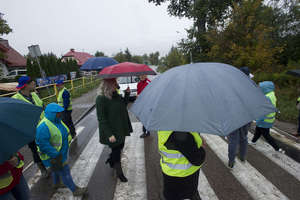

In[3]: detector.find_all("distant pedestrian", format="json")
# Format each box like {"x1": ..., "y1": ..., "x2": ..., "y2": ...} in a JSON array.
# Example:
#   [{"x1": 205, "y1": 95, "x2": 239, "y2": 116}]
[
  {"x1": 250, "y1": 81, "x2": 284, "y2": 153},
  {"x1": 36, "y1": 103, "x2": 87, "y2": 196},
  {"x1": 137, "y1": 75, "x2": 151, "y2": 138},
  {"x1": 158, "y1": 131, "x2": 205, "y2": 200},
  {"x1": 0, "y1": 152, "x2": 30, "y2": 200},
  {"x1": 56, "y1": 80, "x2": 77, "y2": 138},
  {"x1": 293, "y1": 90, "x2": 300, "y2": 137},
  {"x1": 11, "y1": 76, "x2": 49, "y2": 178},
  {"x1": 96, "y1": 78, "x2": 132, "y2": 182},
  {"x1": 227, "y1": 67, "x2": 251, "y2": 168}
]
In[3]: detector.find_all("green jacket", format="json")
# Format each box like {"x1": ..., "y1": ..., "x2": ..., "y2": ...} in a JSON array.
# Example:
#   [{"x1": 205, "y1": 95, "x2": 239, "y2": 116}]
[{"x1": 96, "y1": 91, "x2": 132, "y2": 148}]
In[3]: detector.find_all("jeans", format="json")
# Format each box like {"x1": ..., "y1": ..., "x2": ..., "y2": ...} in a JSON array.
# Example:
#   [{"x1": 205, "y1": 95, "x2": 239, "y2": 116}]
[
  {"x1": 52, "y1": 165, "x2": 76, "y2": 192},
  {"x1": 62, "y1": 110, "x2": 76, "y2": 138},
  {"x1": 0, "y1": 175, "x2": 30, "y2": 200},
  {"x1": 252, "y1": 126, "x2": 279, "y2": 151},
  {"x1": 228, "y1": 124, "x2": 249, "y2": 163}
]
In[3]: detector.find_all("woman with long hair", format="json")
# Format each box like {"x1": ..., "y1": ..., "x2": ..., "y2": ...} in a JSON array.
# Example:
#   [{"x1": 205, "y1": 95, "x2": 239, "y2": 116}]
[{"x1": 96, "y1": 78, "x2": 132, "y2": 182}]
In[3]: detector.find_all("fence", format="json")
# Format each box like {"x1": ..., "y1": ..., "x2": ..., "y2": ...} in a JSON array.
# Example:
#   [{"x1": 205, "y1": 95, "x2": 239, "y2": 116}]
[{"x1": 0, "y1": 76, "x2": 99, "y2": 103}]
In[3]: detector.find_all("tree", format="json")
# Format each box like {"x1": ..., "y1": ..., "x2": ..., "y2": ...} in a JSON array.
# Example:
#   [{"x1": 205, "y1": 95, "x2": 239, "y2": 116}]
[
  {"x1": 0, "y1": 13, "x2": 12, "y2": 59},
  {"x1": 148, "y1": 0, "x2": 241, "y2": 62},
  {"x1": 95, "y1": 51, "x2": 106, "y2": 57},
  {"x1": 124, "y1": 48, "x2": 132, "y2": 62},
  {"x1": 113, "y1": 51, "x2": 127, "y2": 63},
  {"x1": 206, "y1": 0, "x2": 283, "y2": 72},
  {"x1": 149, "y1": 52, "x2": 160, "y2": 65},
  {"x1": 158, "y1": 47, "x2": 187, "y2": 72}
]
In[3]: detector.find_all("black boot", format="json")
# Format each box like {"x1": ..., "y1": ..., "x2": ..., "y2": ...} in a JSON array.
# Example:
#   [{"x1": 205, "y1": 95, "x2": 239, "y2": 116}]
[
  {"x1": 114, "y1": 162, "x2": 128, "y2": 182},
  {"x1": 190, "y1": 191, "x2": 201, "y2": 200}
]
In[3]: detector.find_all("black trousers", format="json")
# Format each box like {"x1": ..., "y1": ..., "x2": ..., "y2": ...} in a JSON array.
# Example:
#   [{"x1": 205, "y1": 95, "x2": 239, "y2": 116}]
[
  {"x1": 62, "y1": 110, "x2": 76, "y2": 138},
  {"x1": 163, "y1": 169, "x2": 200, "y2": 200},
  {"x1": 28, "y1": 141, "x2": 42, "y2": 164},
  {"x1": 252, "y1": 126, "x2": 279, "y2": 151},
  {"x1": 109, "y1": 143, "x2": 125, "y2": 165}
]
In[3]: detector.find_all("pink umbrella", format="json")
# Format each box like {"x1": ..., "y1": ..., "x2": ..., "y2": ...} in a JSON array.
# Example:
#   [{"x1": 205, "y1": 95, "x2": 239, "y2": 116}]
[{"x1": 98, "y1": 62, "x2": 156, "y2": 79}]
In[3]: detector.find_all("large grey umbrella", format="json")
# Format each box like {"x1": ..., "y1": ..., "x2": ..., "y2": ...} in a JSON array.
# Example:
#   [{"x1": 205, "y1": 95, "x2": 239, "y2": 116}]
[{"x1": 130, "y1": 62, "x2": 276, "y2": 136}]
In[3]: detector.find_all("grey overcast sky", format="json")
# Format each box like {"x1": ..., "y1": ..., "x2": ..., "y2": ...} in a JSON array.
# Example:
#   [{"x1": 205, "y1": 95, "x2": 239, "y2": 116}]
[{"x1": 2, "y1": 0, "x2": 192, "y2": 57}]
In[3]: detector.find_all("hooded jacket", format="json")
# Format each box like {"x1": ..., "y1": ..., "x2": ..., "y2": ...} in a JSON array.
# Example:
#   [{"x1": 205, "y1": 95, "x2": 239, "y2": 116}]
[
  {"x1": 36, "y1": 103, "x2": 69, "y2": 168},
  {"x1": 256, "y1": 81, "x2": 276, "y2": 128}
]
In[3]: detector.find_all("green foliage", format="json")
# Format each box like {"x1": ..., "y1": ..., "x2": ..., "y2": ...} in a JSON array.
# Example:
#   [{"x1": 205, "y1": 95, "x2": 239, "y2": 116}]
[
  {"x1": 26, "y1": 53, "x2": 79, "y2": 80},
  {"x1": 157, "y1": 47, "x2": 187, "y2": 72},
  {"x1": 0, "y1": 14, "x2": 12, "y2": 59},
  {"x1": 95, "y1": 51, "x2": 106, "y2": 57},
  {"x1": 149, "y1": 52, "x2": 160, "y2": 65}
]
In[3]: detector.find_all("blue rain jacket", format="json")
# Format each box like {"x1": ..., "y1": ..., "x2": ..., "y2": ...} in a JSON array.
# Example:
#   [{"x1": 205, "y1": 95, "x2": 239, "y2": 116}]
[
  {"x1": 36, "y1": 103, "x2": 69, "y2": 167},
  {"x1": 256, "y1": 81, "x2": 275, "y2": 128}
]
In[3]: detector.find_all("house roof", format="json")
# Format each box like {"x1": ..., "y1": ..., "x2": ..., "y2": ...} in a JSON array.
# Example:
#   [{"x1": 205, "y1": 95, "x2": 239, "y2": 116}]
[
  {"x1": 0, "y1": 40, "x2": 26, "y2": 68},
  {"x1": 62, "y1": 48, "x2": 93, "y2": 66}
]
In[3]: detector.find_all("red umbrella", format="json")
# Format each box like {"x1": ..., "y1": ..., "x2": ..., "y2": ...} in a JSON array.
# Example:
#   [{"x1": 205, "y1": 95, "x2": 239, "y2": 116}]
[{"x1": 98, "y1": 62, "x2": 156, "y2": 78}]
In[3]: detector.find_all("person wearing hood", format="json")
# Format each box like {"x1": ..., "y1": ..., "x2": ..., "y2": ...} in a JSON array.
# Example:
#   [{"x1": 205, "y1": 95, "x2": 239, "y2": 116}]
[
  {"x1": 227, "y1": 67, "x2": 251, "y2": 168},
  {"x1": 36, "y1": 103, "x2": 87, "y2": 196},
  {"x1": 250, "y1": 81, "x2": 284, "y2": 153}
]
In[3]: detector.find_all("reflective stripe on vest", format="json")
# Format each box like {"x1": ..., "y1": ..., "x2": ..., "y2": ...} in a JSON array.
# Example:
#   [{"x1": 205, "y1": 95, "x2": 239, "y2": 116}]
[
  {"x1": 158, "y1": 131, "x2": 202, "y2": 177},
  {"x1": 12, "y1": 92, "x2": 44, "y2": 120},
  {"x1": 264, "y1": 91, "x2": 276, "y2": 124},
  {"x1": 57, "y1": 88, "x2": 72, "y2": 111},
  {"x1": 37, "y1": 118, "x2": 69, "y2": 160},
  {"x1": 0, "y1": 171, "x2": 13, "y2": 189},
  {"x1": 0, "y1": 159, "x2": 24, "y2": 190}
]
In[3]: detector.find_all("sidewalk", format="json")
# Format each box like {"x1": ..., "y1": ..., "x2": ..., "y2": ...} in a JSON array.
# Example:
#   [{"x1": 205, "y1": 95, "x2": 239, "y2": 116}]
[{"x1": 72, "y1": 86, "x2": 99, "y2": 123}]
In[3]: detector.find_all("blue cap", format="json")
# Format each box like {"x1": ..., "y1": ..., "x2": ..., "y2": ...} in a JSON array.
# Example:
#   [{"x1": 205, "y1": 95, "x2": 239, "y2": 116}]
[
  {"x1": 16, "y1": 76, "x2": 31, "y2": 89},
  {"x1": 55, "y1": 80, "x2": 64, "y2": 86}
]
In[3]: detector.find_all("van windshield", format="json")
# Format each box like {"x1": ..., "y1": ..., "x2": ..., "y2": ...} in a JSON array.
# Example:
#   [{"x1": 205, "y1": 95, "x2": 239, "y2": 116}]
[{"x1": 118, "y1": 76, "x2": 138, "y2": 84}]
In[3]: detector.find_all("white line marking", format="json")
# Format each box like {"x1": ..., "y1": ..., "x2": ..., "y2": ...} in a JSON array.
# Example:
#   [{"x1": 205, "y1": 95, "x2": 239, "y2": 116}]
[
  {"x1": 203, "y1": 134, "x2": 289, "y2": 200},
  {"x1": 113, "y1": 122, "x2": 147, "y2": 200},
  {"x1": 247, "y1": 132, "x2": 300, "y2": 181},
  {"x1": 51, "y1": 129, "x2": 104, "y2": 200},
  {"x1": 198, "y1": 170, "x2": 219, "y2": 200}
]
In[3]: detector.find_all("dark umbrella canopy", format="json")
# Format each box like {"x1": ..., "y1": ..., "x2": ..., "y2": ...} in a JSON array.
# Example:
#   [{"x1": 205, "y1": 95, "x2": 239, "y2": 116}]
[
  {"x1": 98, "y1": 62, "x2": 157, "y2": 78},
  {"x1": 287, "y1": 69, "x2": 300, "y2": 77},
  {"x1": 130, "y1": 62, "x2": 276, "y2": 136},
  {"x1": 0, "y1": 97, "x2": 43, "y2": 164},
  {"x1": 80, "y1": 57, "x2": 118, "y2": 71}
]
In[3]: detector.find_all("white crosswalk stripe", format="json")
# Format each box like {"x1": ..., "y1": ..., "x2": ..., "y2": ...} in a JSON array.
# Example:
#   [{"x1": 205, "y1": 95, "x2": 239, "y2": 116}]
[
  {"x1": 202, "y1": 134, "x2": 289, "y2": 200},
  {"x1": 51, "y1": 129, "x2": 104, "y2": 200},
  {"x1": 246, "y1": 132, "x2": 300, "y2": 181},
  {"x1": 198, "y1": 170, "x2": 219, "y2": 200},
  {"x1": 113, "y1": 122, "x2": 147, "y2": 200}
]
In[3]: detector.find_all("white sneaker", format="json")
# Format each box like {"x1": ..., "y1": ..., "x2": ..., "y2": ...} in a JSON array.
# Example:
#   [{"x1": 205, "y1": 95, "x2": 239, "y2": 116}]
[
  {"x1": 248, "y1": 141, "x2": 256, "y2": 145},
  {"x1": 278, "y1": 148, "x2": 285, "y2": 154}
]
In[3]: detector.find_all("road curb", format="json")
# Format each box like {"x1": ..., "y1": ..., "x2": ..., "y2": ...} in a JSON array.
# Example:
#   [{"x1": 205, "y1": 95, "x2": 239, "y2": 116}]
[{"x1": 74, "y1": 104, "x2": 96, "y2": 125}]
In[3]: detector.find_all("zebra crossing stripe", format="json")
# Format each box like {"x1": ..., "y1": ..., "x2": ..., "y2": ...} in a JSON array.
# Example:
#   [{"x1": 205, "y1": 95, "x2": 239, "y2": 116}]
[
  {"x1": 113, "y1": 122, "x2": 147, "y2": 200},
  {"x1": 202, "y1": 134, "x2": 289, "y2": 200},
  {"x1": 51, "y1": 129, "x2": 104, "y2": 200},
  {"x1": 198, "y1": 170, "x2": 219, "y2": 200},
  {"x1": 246, "y1": 133, "x2": 300, "y2": 181}
]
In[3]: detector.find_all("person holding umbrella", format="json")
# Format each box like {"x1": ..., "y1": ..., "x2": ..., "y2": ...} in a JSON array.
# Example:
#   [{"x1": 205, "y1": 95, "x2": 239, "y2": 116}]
[
  {"x1": 0, "y1": 153, "x2": 29, "y2": 200},
  {"x1": 96, "y1": 78, "x2": 132, "y2": 182},
  {"x1": 55, "y1": 80, "x2": 77, "y2": 139},
  {"x1": 249, "y1": 81, "x2": 285, "y2": 153},
  {"x1": 137, "y1": 75, "x2": 151, "y2": 138},
  {"x1": 35, "y1": 103, "x2": 87, "y2": 196},
  {"x1": 11, "y1": 76, "x2": 49, "y2": 178},
  {"x1": 158, "y1": 131, "x2": 205, "y2": 200}
]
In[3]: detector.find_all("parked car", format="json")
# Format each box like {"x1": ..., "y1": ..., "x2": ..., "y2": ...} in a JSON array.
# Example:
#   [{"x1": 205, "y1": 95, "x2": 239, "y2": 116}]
[
  {"x1": 117, "y1": 76, "x2": 139, "y2": 101},
  {"x1": 6, "y1": 69, "x2": 27, "y2": 79}
]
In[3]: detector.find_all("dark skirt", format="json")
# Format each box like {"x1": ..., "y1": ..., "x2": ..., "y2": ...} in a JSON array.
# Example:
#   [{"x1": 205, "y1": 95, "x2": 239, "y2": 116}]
[{"x1": 163, "y1": 169, "x2": 200, "y2": 200}]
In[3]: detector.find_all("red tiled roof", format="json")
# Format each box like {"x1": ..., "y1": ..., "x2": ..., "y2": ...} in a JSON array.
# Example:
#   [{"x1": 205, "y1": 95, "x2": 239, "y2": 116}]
[
  {"x1": 0, "y1": 40, "x2": 26, "y2": 68},
  {"x1": 62, "y1": 49, "x2": 93, "y2": 66}
]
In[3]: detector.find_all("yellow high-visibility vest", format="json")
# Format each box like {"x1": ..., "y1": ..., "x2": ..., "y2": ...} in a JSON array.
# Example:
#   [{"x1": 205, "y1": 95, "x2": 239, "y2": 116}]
[
  {"x1": 57, "y1": 87, "x2": 72, "y2": 111},
  {"x1": 0, "y1": 159, "x2": 24, "y2": 189},
  {"x1": 37, "y1": 118, "x2": 71, "y2": 161},
  {"x1": 264, "y1": 91, "x2": 276, "y2": 124},
  {"x1": 158, "y1": 131, "x2": 203, "y2": 177}
]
